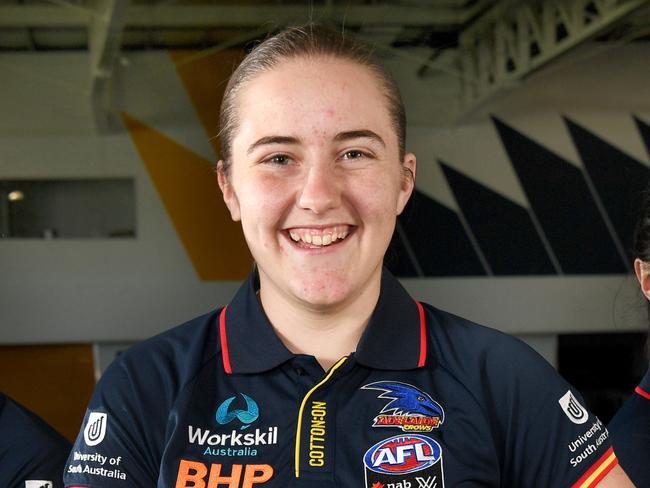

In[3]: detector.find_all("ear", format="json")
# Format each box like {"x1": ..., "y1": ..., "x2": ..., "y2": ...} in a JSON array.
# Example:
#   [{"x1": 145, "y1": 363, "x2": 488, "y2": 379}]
[
  {"x1": 634, "y1": 258, "x2": 650, "y2": 301},
  {"x1": 396, "y1": 152, "x2": 416, "y2": 215},
  {"x1": 216, "y1": 161, "x2": 241, "y2": 222}
]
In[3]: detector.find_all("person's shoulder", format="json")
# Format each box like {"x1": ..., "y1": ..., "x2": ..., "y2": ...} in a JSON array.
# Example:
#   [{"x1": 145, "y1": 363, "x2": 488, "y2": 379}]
[
  {"x1": 0, "y1": 393, "x2": 71, "y2": 484},
  {"x1": 421, "y1": 302, "x2": 558, "y2": 389},
  {"x1": 609, "y1": 369, "x2": 650, "y2": 482},
  {"x1": 103, "y1": 308, "x2": 224, "y2": 390},
  {"x1": 610, "y1": 388, "x2": 650, "y2": 437},
  {"x1": 422, "y1": 302, "x2": 538, "y2": 360},
  {"x1": 127, "y1": 308, "x2": 221, "y2": 358},
  {"x1": 0, "y1": 394, "x2": 71, "y2": 450}
]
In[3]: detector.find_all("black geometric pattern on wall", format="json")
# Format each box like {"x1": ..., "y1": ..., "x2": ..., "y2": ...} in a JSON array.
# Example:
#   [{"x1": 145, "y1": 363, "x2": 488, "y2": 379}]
[
  {"x1": 439, "y1": 161, "x2": 556, "y2": 275},
  {"x1": 565, "y1": 117, "x2": 650, "y2": 263},
  {"x1": 387, "y1": 116, "x2": 650, "y2": 277},
  {"x1": 493, "y1": 117, "x2": 626, "y2": 274},
  {"x1": 636, "y1": 116, "x2": 650, "y2": 159},
  {"x1": 386, "y1": 189, "x2": 486, "y2": 277},
  {"x1": 386, "y1": 228, "x2": 420, "y2": 277}
]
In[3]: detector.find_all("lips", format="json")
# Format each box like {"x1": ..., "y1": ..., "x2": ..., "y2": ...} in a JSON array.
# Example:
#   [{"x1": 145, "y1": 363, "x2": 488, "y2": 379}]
[{"x1": 285, "y1": 224, "x2": 353, "y2": 248}]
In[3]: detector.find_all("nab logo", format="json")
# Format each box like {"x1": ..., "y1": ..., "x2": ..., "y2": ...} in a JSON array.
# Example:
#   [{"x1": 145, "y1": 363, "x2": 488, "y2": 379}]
[
  {"x1": 558, "y1": 390, "x2": 589, "y2": 425},
  {"x1": 216, "y1": 393, "x2": 259, "y2": 430},
  {"x1": 83, "y1": 411, "x2": 107, "y2": 446}
]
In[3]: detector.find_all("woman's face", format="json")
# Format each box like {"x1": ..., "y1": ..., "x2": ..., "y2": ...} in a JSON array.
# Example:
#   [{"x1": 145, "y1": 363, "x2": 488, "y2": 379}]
[{"x1": 219, "y1": 56, "x2": 415, "y2": 309}]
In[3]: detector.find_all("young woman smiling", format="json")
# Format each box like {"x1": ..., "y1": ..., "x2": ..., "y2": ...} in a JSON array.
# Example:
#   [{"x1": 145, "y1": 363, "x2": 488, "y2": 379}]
[{"x1": 64, "y1": 25, "x2": 633, "y2": 488}]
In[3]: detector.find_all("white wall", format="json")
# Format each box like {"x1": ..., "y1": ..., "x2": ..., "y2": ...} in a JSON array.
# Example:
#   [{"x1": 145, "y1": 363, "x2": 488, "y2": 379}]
[
  {"x1": 0, "y1": 44, "x2": 647, "y2": 344},
  {"x1": 0, "y1": 53, "x2": 239, "y2": 343}
]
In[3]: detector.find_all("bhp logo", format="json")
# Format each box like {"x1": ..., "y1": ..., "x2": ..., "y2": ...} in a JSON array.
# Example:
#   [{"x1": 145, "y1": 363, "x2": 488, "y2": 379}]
[{"x1": 175, "y1": 461, "x2": 273, "y2": 488}]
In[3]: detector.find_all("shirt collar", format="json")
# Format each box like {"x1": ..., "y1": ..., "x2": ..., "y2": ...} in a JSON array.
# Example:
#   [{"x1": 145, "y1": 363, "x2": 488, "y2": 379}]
[
  {"x1": 219, "y1": 268, "x2": 428, "y2": 374},
  {"x1": 638, "y1": 368, "x2": 650, "y2": 398}
]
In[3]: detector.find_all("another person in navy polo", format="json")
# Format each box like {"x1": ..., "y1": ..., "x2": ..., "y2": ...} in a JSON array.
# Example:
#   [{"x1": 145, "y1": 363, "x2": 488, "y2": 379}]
[
  {"x1": 0, "y1": 392, "x2": 71, "y2": 488},
  {"x1": 609, "y1": 185, "x2": 650, "y2": 486},
  {"x1": 64, "y1": 25, "x2": 634, "y2": 487}
]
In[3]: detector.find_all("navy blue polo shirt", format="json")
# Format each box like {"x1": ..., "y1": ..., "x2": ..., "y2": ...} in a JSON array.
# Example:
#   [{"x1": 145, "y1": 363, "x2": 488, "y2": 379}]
[
  {"x1": 0, "y1": 393, "x2": 71, "y2": 488},
  {"x1": 64, "y1": 269, "x2": 617, "y2": 488},
  {"x1": 609, "y1": 368, "x2": 650, "y2": 487}
]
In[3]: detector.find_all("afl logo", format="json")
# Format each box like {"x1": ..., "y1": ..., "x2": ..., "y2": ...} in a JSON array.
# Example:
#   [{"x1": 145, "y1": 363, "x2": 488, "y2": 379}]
[
  {"x1": 364, "y1": 434, "x2": 442, "y2": 475},
  {"x1": 558, "y1": 390, "x2": 589, "y2": 425},
  {"x1": 83, "y1": 411, "x2": 107, "y2": 446}
]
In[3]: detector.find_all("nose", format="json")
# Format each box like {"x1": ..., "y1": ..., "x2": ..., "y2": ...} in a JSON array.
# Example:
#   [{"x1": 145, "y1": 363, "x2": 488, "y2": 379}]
[{"x1": 298, "y1": 164, "x2": 341, "y2": 214}]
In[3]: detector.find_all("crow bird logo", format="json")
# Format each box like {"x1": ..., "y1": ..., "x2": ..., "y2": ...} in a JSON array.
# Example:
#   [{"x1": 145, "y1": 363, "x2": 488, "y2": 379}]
[{"x1": 362, "y1": 381, "x2": 444, "y2": 422}]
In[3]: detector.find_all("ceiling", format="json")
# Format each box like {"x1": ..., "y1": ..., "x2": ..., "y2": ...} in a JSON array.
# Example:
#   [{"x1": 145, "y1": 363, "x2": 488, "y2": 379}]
[
  {"x1": 0, "y1": 0, "x2": 494, "y2": 51},
  {"x1": 2, "y1": 0, "x2": 650, "y2": 122}
]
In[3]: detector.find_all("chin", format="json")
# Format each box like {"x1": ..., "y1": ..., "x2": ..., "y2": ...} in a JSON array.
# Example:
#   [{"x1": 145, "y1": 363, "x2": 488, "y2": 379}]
[{"x1": 292, "y1": 276, "x2": 354, "y2": 308}]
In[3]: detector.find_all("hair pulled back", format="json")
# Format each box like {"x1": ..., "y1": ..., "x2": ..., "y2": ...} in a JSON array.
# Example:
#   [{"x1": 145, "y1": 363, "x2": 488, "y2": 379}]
[{"x1": 218, "y1": 23, "x2": 406, "y2": 173}]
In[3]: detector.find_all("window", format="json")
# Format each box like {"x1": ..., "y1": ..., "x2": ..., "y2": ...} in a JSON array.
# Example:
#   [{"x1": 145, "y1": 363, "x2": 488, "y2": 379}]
[{"x1": 0, "y1": 179, "x2": 135, "y2": 239}]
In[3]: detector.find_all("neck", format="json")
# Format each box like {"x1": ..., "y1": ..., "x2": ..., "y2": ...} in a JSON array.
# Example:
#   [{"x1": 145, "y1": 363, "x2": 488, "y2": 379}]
[{"x1": 258, "y1": 268, "x2": 382, "y2": 371}]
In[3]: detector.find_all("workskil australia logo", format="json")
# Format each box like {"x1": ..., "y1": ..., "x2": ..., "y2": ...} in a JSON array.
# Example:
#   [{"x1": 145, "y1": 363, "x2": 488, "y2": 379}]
[
  {"x1": 216, "y1": 393, "x2": 259, "y2": 430},
  {"x1": 188, "y1": 393, "x2": 278, "y2": 458},
  {"x1": 83, "y1": 411, "x2": 107, "y2": 446},
  {"x1": 362, "y1": 382, "x2": 444, "y2": 432},
  {"x1": 364, "y1": 434, "x2": 445, "y2": 488}
]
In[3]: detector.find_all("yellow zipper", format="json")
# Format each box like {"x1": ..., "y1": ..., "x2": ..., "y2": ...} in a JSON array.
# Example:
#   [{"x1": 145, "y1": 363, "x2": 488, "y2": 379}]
[{"x1": 294, "y1": 356, "x2": 348, "y2": 478}]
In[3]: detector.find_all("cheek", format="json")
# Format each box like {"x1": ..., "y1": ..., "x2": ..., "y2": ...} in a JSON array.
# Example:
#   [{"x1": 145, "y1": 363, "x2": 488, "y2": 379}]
[
  {"x1": 347, "y1": 169, "x2": 403, "y2": 222},
  {"x1": 237, "y1": 173, "x2": 292, "y2": 231}
]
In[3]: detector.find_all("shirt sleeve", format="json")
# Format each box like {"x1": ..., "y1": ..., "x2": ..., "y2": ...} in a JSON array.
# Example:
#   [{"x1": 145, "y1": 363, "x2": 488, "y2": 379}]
[
  {"x1": 63, "y1": 351, "x2": 169, "y2": 487},
  {"x1": 489, "y1": 338, "x2": 618, "y2": 488},
  {"x1": 608, "y1": 369, "x2": 650, "y2": 487},
  {"x1": 0, "y1": 394, "x2": 72, "y2": 488}
]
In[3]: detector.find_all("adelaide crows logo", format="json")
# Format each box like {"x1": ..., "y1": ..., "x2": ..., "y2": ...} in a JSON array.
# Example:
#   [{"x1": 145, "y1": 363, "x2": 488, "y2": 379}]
[{"x1": 362, "y1": 382, "x2": 444, "y2": 432}]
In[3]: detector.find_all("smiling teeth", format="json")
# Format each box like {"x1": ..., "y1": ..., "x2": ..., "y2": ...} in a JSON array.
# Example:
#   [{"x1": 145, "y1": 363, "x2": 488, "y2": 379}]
[{"x1": 288, "y1": 227, "x2": 349, "y2": 247}]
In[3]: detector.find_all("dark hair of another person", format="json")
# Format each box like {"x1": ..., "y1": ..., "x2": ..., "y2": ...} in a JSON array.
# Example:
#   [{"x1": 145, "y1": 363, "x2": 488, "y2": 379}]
[{"x1": 217, "y1": 23, "x2": 406, "y2": 174}]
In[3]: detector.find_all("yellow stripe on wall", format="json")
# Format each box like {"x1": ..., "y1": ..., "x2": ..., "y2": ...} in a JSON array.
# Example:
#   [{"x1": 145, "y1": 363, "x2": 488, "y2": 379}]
[
  {"x1": 169, "y1": 49, "x2": 245, "y2": 158},
  {"x1": 121, "y1": 112, "x2": 251, "y2": 281}
]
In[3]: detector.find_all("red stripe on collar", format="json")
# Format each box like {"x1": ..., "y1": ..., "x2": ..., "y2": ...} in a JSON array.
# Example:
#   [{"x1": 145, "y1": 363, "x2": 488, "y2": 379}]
[
  {"x1": 416, "y1": 300, "x2": 427, "y2": 367},
  {"x1": 635, "y1": 385, "x2": 650, "y2": 401},
  {"x1": 219, "y1": 306, "x2": 232, "y2": 374}
]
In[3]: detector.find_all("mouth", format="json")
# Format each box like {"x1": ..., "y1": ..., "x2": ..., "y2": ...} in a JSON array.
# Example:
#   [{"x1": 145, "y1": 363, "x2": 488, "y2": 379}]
[{"x1": 284, "y1": 224, "x2": 355, "y2": 249}]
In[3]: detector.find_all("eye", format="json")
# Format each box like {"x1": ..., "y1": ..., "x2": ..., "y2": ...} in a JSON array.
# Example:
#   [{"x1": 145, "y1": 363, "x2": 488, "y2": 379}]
[
  {"x1": 341, "y1": 150, "x2": 367, "y2": 160},
  {"x1": 263, "y1": 154, "x2": 292, "y2": 165},
  {"x1": 417, "y1": 396, "x2": 425, "y2": 402}
]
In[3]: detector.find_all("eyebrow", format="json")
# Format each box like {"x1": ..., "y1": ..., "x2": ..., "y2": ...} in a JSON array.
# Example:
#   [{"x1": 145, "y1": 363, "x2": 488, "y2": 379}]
[
  {"x1": 246, "y1": 129, "x2": 386, "y2": 155},
  {"x1": 247, "y1": 136, "x2": 301, "y2": 155},
  {"x1": 334, "y1": 130, "x2": 385, "y2": 148}
]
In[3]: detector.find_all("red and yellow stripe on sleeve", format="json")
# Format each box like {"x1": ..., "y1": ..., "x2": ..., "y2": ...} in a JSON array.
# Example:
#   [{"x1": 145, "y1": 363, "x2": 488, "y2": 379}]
[{"x1": 571, "y1": 447, "x2": 618, "y2": 488}]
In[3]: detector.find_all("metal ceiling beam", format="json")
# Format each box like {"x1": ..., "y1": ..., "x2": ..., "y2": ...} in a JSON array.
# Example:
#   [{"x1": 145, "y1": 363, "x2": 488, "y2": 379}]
[
  {"x1": 0, "y1": 4, "x2": 481, "y2": 29},
  {"x1": 89, "y1": 0, "x2": 128, "y2": 133},
  {"x1": 0, "y1": 6, "x2": 91, "y2": 27},
  {"x1": 89, "y1": 0, "x2": 127, "y2": 80},
  {"x1": 455, "y1": 0, "x2": 650, "y2": 119}
]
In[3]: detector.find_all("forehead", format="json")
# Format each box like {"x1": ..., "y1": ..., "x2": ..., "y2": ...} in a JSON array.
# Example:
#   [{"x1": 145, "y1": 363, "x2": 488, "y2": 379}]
[{"x1": 233, "y1": 57, "x2": 394, "y2": 145}]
